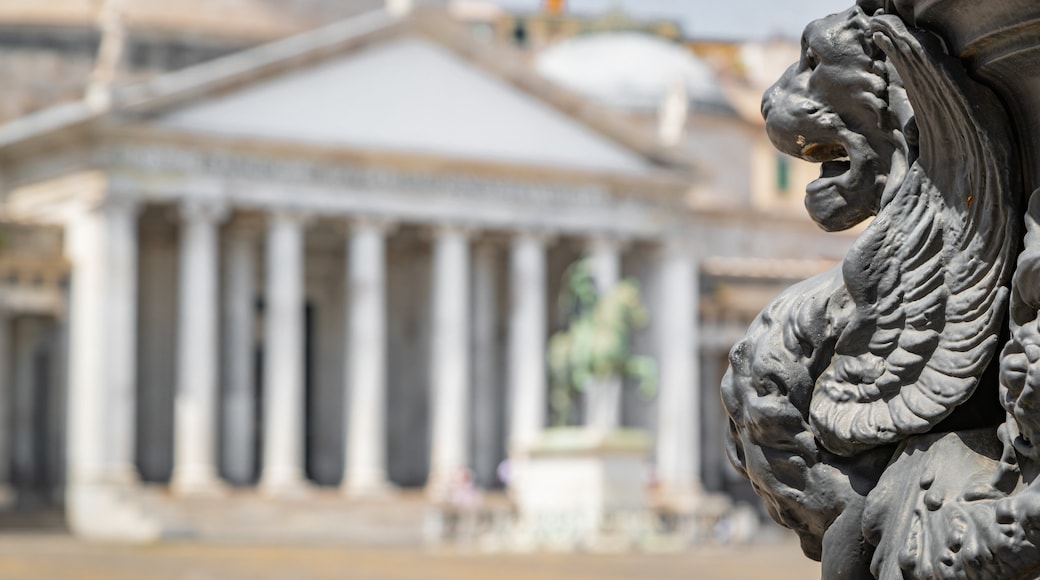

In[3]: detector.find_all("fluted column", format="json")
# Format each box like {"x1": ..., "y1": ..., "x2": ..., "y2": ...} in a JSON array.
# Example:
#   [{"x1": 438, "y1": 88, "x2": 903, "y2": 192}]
[
  {"x1": 221, "y1": 222, "x2": 259, "y2": 486},
  {"x1": 65, "y1": 198, "x2": 164, "y2": 542},
  {"x1": 107, "y1": 199, "x2": 141, "y2": 485},
  {"x1": 508, "y1": 231, "x2": 548, "y2": 454},
  {"x1": 171, "y1": 200, "x2": 228, "y2": 495},
  {"x1": 259, "y1": 211, "x2": 310, "y2": 496},
  {"x1": 427, "y1": 225, "x2": 471, "y2": 497},
  {"x1": 0, "y1": 312, "x2": 11, "y2": 506},
  {"x1": 584, "y1": 235, "x2": 622, "y2": 431},
  {"x1": 655, "y1": 242, "x2": 701, "y2": 500},
  {"x1": 66, "y1": 198, "x2": 141, "y2": 488},
  {"x1": 342, "y1": 219, "x2": 392, "y2": 496}
]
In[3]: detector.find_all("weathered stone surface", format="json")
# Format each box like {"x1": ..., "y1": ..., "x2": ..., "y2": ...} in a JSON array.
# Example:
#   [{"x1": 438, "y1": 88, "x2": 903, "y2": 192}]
[{"x1": 723, "y1": 1, "x2": 1040, "y2": 577}]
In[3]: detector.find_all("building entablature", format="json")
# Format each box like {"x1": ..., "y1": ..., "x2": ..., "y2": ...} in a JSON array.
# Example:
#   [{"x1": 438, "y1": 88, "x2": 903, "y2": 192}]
[{"x1": 1, "y1": 132, "x2": 694, "y2": 243}]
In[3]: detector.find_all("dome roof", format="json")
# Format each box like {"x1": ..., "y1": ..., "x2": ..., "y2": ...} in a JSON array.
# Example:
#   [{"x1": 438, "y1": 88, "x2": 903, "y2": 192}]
[{"x1": 535, "y1": 32, "x2": 732, "y2": 114}]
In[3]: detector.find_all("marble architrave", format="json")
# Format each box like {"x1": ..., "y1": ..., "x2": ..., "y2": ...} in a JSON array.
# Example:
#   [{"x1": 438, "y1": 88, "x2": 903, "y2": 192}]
[{"x1": 73, "y1": 141, "x2": 682, "y2": 240}]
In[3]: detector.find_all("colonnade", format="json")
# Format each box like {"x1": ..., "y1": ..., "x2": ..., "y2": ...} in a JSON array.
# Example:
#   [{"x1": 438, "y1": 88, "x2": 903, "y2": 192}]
[{"x1": 61, "y1": 197, "x2": 703, "y2": 500}]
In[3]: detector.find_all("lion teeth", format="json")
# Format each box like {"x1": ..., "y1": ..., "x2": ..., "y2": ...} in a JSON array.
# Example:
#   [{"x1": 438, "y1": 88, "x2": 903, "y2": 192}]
[{"x1": 800, "y1": 142, "x2": 848, "y2": 163}]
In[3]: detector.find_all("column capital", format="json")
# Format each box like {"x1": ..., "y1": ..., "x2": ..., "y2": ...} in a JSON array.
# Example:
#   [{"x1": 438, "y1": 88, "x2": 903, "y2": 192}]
[
  {"x1": 345, "y1": 215, "x2": 398, "y2": 235},
  {"x1": 180, "y1": 199, "x2": 229, "y2": 224},
  {"x1": 268, "y1": 207, "x2": 315, "y2": 227},
  {"x1": 424, "y1": 222, "x2": 480, "y2": 241},
  {"x1": 657, "y1": 234, "x2": 697, "y2": 258},
  {"x1": 511, "y1": 227, "x2": 556, "y2": 245},
  {"x1": 585, "y1": 231, "x2": 633, "y2": 252},
  {"x1": 225, "y1": 212, "x2": 267, "y2": 237},
  {"x1": 96, "y1": 195, "x2": 142, "y2": 217}
]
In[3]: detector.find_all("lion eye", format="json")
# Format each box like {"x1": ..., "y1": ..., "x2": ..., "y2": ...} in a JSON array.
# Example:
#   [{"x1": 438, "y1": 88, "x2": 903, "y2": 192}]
[{"x1": 804, "y1": 47, "x2": 819, "y2": 69}]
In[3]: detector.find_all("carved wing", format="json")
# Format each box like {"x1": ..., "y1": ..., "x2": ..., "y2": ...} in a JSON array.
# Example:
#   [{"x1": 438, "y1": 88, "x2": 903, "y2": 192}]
[{"x1": 808, "y1": 15, "x2": 1018, "y2": 456}]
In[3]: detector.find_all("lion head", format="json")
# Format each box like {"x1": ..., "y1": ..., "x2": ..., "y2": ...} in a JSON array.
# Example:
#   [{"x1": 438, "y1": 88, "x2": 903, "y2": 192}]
[{"x1": 761, "y1": 6, "x2": 916, "y2": 232}]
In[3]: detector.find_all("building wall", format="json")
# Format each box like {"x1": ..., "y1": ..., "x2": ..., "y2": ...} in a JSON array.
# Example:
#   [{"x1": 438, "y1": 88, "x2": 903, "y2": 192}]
[
  {"x1": 136, "y1": 209, "x2": 179, "y2": 483},
  {"x1": 8, "y1": 314, "x2": 66, "y2": 507},
  {"x1": 386, "y1": 234, "x2": 434, "y2": 487},
  {"x1": 304, "y1": 230, "x2": 347, "y2": 485}
]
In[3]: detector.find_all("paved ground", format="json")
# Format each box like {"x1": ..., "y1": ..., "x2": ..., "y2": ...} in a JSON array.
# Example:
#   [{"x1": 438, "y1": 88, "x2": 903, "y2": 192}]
[{"x1": 0, "y1": 532, "x2": 820, "y2": 580}]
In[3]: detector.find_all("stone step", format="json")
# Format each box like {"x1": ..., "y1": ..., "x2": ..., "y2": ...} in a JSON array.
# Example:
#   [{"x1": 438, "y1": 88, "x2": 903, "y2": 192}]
[{"x1": 137, "y1": 487, "x2": 434, "y2": 546}]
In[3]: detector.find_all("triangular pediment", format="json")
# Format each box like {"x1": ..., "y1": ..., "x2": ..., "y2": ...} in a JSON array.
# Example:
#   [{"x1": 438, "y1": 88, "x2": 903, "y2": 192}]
[{"x1": 156, "y1": 36, "x2": 651, "y2": 174}]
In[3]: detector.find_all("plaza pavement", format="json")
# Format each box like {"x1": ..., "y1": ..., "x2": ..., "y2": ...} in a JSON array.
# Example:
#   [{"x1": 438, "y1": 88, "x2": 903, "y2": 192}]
[{"x1": 0, "y1": 531, "x2": 820, "y2": 580}]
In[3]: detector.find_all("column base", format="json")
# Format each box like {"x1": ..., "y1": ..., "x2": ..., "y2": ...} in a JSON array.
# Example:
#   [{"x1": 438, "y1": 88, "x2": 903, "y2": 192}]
[
  {"x1": 425, "y1": 472, "x2": 450, "y2": 502},
  {"x1": 66, "y1": 482, "x2": 162, "y2": 543},
  {"x1": 341, "y1": 474, "x2": 396, "y2": 499},
  {"x1": 425, "y1": 467, "x2": 472, "y2": 503},
  {"x1": 102, "y1": 464, "x2": 142, "y2": 487},
  {"x1": 171, "y1": 467, "x2": 229, "y2": 498},
  {"x1": 259, "y1": 471, "x2": 313, "y2": 499},
  {"x1": 584, "y1": 379, "x2": 622, "y2": 432}
]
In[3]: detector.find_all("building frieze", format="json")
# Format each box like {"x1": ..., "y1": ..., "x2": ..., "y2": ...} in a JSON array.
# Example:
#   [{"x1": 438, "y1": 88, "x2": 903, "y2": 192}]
[{"x1": 95, "y1": 143, "x2": 626, "y2": 208}]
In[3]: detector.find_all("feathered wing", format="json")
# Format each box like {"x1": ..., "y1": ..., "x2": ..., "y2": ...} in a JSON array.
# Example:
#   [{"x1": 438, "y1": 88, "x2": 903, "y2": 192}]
[{"x1": 808, "y1": 15, "x2": 1018, "y2": 456}]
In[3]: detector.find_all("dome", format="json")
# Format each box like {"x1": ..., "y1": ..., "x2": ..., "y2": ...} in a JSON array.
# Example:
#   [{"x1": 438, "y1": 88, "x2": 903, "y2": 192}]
[{"x1": 535, "y1": 32, "x2": 733, "y2": 114}]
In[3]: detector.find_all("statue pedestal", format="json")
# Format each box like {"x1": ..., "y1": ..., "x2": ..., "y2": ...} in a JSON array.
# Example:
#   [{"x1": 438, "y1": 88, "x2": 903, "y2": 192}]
[{"x1": 509, "y1": 428, "x2": 650, "y2": 550}]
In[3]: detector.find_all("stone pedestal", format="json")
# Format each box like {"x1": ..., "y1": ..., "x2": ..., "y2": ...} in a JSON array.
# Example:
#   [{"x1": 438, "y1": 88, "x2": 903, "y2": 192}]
[{"x1": 511, "y1": 428, "x2": 650, "y2": 547}]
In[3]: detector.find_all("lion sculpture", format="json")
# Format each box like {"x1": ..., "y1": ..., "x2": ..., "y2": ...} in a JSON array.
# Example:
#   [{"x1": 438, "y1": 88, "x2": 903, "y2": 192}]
[{"x1": 723, "y1": 3, "x2": 1021, "y2": 577}]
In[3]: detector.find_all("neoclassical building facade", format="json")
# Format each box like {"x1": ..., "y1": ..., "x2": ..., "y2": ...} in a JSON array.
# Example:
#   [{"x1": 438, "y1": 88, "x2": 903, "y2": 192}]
[{"x1": 0, "y1": 8, "x2": 855, "y2": 540}]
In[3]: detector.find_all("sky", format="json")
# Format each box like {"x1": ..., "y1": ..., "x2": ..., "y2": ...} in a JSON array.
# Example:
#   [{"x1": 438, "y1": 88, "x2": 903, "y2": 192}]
[{"x1": 487, "y1": 0, "x2": 856, "y2": 40}]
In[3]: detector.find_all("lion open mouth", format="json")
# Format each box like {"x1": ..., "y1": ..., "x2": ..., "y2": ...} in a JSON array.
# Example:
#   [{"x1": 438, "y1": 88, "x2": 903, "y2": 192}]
[{"x1": 802, "y1": 142, "x2": 852, "y2": 182}]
